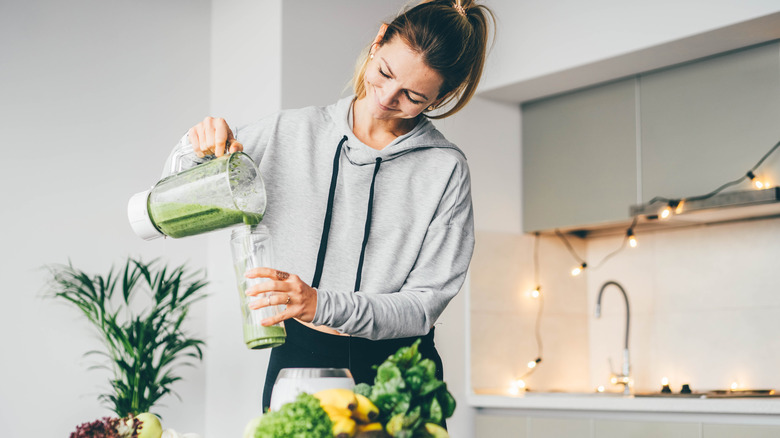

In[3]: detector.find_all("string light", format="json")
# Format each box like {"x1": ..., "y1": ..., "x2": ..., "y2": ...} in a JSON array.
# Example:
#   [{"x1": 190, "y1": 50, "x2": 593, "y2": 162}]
[
  {"x1": 627, "y1": 228, "x2": 637, "y2": 248},
  {"x1": 510, "y1": 233, "x2": 545, "y2": 394},
  {"x1": 747, "y1": 171, "x2": 771, "y2": 189},
  {"x1": 571, "y1": 263, "x2": 586, "y2": 276},
  {"x1": 508, "y1": 379, "x2": 527, "y2": 395},
  {"x1": 675, "y1": 199, "x2": 685, "y2": 214},
  {"x1": 646, "y1": 140, "x2": 780, "y2": 219}
]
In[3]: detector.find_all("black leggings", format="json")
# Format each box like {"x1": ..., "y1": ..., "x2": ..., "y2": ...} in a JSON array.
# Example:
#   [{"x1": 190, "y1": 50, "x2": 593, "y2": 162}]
[{"x1": 262, "y1": 319, "x2": 444, "y2": 411}]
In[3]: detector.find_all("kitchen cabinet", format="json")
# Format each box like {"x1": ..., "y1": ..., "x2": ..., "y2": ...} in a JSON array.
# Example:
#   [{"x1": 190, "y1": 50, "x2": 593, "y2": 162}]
[
  {"x1": 702, "y1": 423, "x2": 780, "y2": 438},
  {"x1": 593, "y1": 419, "x2": 698, "y2": 438},
  {"x1": 522, "y1": 78, "x2": 638, "y2": 233},
  {"x1": 639, "y1": 41, "x2": 780, "y2": 202},
  {"x1": 474, "y1": 413, "x2": 780, "y2": 438},
  {"x1": 520, "y1": 41, "x2": 780, "y2": 233}
]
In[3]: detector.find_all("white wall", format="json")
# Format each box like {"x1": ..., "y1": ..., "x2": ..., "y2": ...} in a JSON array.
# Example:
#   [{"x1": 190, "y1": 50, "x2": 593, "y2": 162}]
[
  {"x1": 586, "y1": 218, "x2": 780, "y2": 394},
  {"x1": 0, "y1": 0, "x2": 211, "y2": 436},
  {"x1": 204, "y1": 1, "x2": 282, "y2": 437}
]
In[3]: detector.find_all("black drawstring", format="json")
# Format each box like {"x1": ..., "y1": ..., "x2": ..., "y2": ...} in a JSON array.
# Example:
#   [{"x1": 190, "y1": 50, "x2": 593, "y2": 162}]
[
  {"x1": 310, "y1": 137, "x2": 382, "y2": 371},
  {"x1": 354, "y1": 157, "x2": 382, "y2": 291},
  {"x1": 311, "y1": 135, "x2": 347, "y2": 289}
]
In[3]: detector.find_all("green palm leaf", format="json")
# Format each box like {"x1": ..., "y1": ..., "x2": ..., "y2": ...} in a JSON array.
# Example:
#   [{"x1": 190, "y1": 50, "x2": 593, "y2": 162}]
[{"x1": 45, "y1": 257, "x2": 207, "y2": 417}]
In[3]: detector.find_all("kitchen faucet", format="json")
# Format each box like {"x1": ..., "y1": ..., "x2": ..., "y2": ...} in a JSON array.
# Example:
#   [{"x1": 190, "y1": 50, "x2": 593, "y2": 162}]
[{"x1": 595, "y1": 280, "x2": 631, "y2": 395}]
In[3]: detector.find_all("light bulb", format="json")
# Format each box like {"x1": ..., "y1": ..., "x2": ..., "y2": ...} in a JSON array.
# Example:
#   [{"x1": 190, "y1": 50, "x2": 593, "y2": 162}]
[
  {"x1": 627, "y1": 229, "x2": 637, "y2": 248},
  {"x1": 571, "y1": 263, "x2": 586, "y2": 276},
  {"x1": 596, "y1": 385, "x2": 605, "y2": 393},
  {"x1": 747, "y1": 171, "x2": 770, "y2": 190},
  {"x1": 508, "y1": 379, "x2": 527, "y2": 395},
  {"x1": 659, "y1": 206, "x2": 672, "y2": 219},
  {"x1": 530, "y1": 287, "x2": 541, "y2": 298},
  {"x1": 675, "y1": 199, "x2": 685, "y2": 214},
  {"x1": 661, "y1": 377, "x2": 669, "y2": 386},
  {"x1": 527, "y1": 360, "x2": 537, "y2": 369},
  {"x1": 730, "y1": 381, "x2": 739, "y2": 391}
]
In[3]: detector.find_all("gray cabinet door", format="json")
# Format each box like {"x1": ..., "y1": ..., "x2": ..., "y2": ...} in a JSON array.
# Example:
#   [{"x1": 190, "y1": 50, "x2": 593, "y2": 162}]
[
  {"x1": 522, "y1": 79, "x2": 638, "y2": 233},
  {"x1": 639, "y1": 42, "x2": 780, "y2": 203}
]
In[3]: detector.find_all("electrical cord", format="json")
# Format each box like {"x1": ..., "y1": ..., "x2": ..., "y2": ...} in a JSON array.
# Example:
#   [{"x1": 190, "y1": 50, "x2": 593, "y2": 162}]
[
  {"x1": 556, "y1": 139, "x2": 779, "y2": 274},
  {"x1": 648, "y1": 139, "x2": 780, "y2": 205},
  {"x1": 518, "y1": 233, "x2": 544, "y2": 382}
]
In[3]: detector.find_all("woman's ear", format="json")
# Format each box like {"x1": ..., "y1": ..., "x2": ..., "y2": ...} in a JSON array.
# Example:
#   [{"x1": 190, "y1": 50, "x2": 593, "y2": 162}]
[{"x1": 370, "y1": 23, "x2": 389, "y2": 56}]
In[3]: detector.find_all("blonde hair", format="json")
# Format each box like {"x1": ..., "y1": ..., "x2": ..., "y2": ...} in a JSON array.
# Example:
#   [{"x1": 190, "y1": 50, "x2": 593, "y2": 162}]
[{"x1": 352, "y1": 0, "x2": 495, "y2": 119}]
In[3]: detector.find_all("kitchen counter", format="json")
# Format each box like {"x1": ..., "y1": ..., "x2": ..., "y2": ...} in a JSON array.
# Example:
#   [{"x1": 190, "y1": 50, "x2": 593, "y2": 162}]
[{"x1": 469, "y1": 390, "x2": 780, "y2": 419}]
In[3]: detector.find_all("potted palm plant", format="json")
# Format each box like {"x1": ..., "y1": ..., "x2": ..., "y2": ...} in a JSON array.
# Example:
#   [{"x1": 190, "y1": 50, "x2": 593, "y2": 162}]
[{"x1": 46, "y1": 257, "x2": 207, "y2": 418}]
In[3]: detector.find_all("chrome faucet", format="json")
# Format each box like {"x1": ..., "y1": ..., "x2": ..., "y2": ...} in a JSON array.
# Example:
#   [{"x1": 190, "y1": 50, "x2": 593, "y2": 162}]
[{"x1": 595, "y1": 280, "x2": 631, "y2": 395}]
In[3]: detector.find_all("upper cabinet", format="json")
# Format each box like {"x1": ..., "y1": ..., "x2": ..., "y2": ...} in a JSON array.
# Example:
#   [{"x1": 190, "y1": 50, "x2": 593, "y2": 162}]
[
  {"x1": 522, "y1": 79, "x2": 638, "y2": 233},
  {"x1": 640, "y1": 42, "x2": 780, "y2": 202},
  {"x1": 521, "y1": 41, "x2": 780, "y2": 234}
]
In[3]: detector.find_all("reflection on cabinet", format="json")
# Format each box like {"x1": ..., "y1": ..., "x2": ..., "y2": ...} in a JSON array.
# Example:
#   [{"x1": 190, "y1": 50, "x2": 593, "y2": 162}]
[
  {"x1": 522, "y1": 79, "x2": 637, "y2": 233},
  {"x1": 521, "y1": 41, "x2": 780, "y2": 233}
]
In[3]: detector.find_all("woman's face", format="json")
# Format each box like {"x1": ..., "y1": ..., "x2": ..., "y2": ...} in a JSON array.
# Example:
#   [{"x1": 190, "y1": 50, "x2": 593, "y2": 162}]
[{"x1": 363, "y1": 36, "x2": 444, "y2": 121}]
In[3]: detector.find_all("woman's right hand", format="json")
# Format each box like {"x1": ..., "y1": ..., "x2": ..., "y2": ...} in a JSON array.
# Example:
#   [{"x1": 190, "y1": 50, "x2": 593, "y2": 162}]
[{"x1": 188, "y1": 116, "x2": 243, "y2": 157}]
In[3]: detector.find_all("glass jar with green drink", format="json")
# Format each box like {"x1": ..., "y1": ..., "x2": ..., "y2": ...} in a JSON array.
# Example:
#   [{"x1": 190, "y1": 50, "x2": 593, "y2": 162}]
[{"x1": 230, "y1": 225, "x2": 286, "y2": 349}]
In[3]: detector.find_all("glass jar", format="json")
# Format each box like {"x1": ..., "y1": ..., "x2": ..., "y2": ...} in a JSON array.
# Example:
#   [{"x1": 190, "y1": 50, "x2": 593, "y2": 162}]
[{"x1": 230, "y1": 225, "x2": 286, "y2": 349}]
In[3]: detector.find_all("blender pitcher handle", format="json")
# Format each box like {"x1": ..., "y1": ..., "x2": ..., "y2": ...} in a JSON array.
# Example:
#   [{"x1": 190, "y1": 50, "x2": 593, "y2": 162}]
[
  {"x1": 166, "y1": 126, "x2": 240, "y2": 176},
  {"x1": 167, "y1": 133, "x2": 208, "y2": 176}
]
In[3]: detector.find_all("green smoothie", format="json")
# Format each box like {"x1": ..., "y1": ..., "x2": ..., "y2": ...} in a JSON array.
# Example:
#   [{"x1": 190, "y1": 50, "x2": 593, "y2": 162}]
[
  {"x1": 243, "y1": 323, "x2": 286, "y2": 349},
  {"x1": 150, "y1": 202, "x2": 263, "y2": 238}
]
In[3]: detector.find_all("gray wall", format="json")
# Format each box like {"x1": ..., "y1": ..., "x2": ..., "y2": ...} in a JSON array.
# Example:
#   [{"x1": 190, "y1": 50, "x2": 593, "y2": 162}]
[
  {"x1": 281, "y1": 1, "x2": 404, "y2": 109},
  {"x1": 0, "y1": 0, "x2": 211, "y2": 435}
]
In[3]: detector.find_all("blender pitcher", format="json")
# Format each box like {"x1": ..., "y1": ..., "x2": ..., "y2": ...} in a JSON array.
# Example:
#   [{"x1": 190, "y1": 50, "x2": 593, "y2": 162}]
[
  {"x1": 230, "y1": 225, "x2": 286, "y2": 349},
  {"x1": 127, "y1": 144, "x2": 266, "y2": 240}
]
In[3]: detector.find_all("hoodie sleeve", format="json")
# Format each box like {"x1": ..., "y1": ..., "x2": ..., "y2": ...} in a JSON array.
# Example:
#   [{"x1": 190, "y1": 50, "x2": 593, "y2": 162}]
[{"x1": 312, "y1": 158, "x2": 475, "y2": 340}]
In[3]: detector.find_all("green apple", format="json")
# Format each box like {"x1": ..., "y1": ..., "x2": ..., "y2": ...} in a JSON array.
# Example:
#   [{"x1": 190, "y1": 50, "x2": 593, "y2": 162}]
[
  {"x1": 136, "y1": 413, "x2": 163, "y2": 438},
  {"x1": 243, "y1": 416, "x2": 263, "y2": 438}
]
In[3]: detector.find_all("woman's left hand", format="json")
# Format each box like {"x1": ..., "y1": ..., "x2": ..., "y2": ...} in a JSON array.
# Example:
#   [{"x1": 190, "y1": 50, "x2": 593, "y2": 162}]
[{"x1": 244, "y1": 267, "x2": 318, "y2": 326}]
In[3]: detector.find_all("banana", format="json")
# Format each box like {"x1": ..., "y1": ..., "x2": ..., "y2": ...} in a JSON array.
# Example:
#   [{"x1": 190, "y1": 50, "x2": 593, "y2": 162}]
[
  {"x1": 356, "y1": 422, "x2": 384, "y2": 433},
  {"x1": 322, "y1": 404, "x2": 354, "y2": 422},
  {"x1": 314, "y1": 388, "x2": 358, "y2": 412},
  {"x1": 353, "y1": 393, "x2": 380, "y2": 423},
  {"x1": 332, "y1": 416, "x2": 357, "y2": 438}
]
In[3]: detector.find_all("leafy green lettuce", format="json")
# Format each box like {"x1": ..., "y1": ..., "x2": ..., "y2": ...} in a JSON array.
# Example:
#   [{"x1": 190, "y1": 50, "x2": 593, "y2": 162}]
[
  {"x1": 253, "y1": 393, "x2": 332, "y2": 438},
  {"x1": 354, "y1": 339, "x2": 456, "y2": 437}
]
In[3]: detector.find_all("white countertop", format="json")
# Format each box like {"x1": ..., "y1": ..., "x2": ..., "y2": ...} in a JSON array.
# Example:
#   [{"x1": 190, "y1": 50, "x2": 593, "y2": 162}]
[{"x1": 468, "y1": 390, "x2": 780, "y2": 416}]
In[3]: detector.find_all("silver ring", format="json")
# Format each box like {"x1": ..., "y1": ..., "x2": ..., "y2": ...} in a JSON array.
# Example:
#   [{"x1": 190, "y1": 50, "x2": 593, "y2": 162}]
[{"x1": 285, "y1": 295, "x2": 291, "y2": 305}]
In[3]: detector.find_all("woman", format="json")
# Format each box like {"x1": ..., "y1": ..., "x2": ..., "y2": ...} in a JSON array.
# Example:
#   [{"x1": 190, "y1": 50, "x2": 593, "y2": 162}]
[{"x1": 182, "y1": 0, "x2": 494, "y2": 410}]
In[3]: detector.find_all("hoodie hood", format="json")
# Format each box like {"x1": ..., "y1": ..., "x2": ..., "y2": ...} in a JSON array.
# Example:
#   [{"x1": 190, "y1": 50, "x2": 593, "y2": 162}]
[{"x1": 329, "y1": 96, "x2": 465, "y2": 166}]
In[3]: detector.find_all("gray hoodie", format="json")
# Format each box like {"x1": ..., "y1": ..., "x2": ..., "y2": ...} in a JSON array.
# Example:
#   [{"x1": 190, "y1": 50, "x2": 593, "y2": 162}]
[{"x1": 230, "y1": 96, "x2": 474, "y2": 340}]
